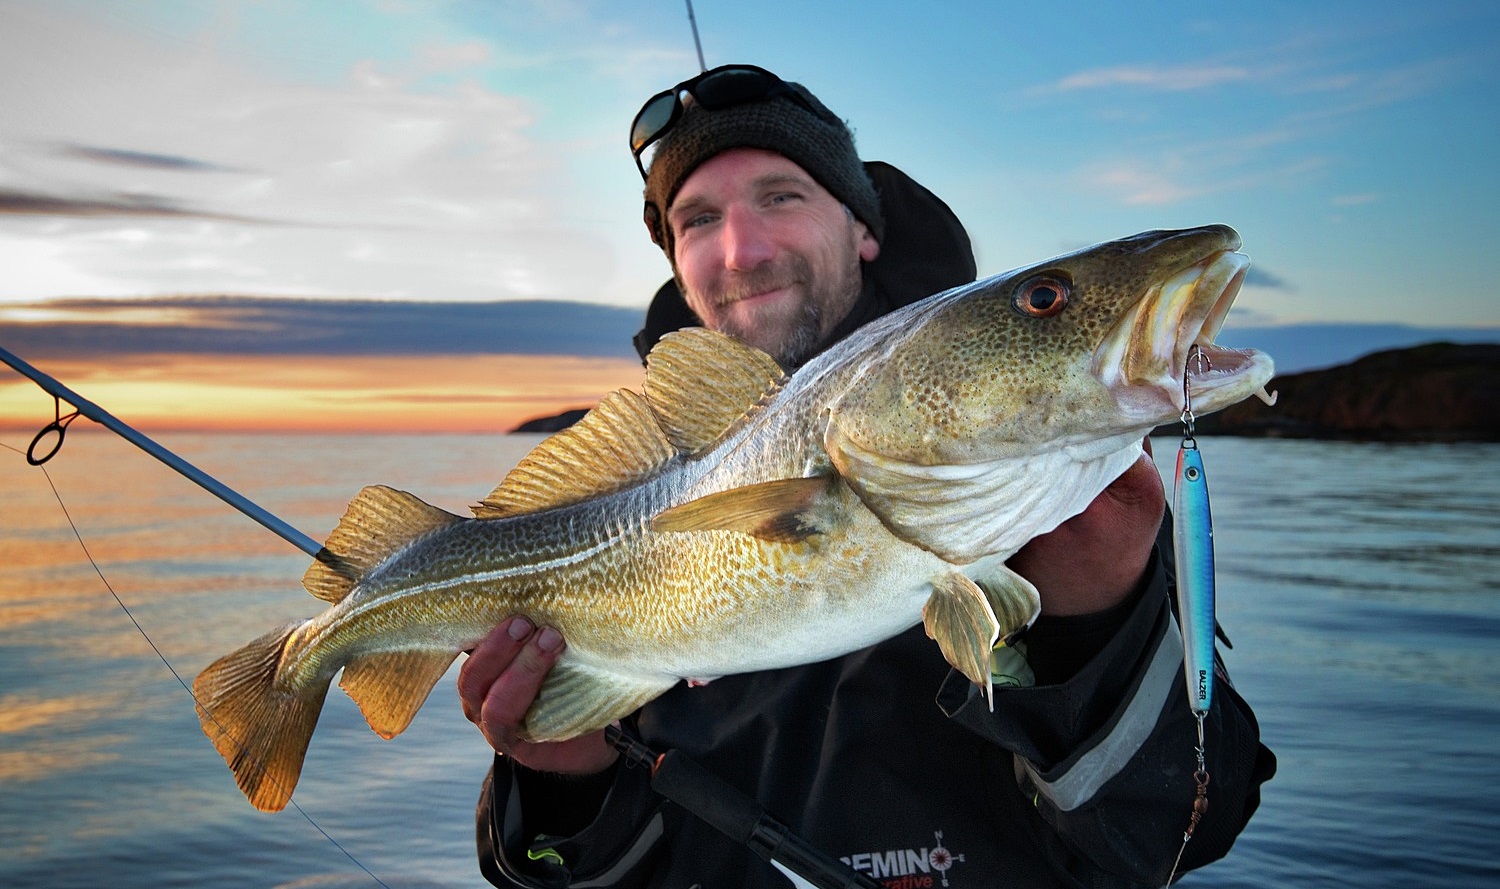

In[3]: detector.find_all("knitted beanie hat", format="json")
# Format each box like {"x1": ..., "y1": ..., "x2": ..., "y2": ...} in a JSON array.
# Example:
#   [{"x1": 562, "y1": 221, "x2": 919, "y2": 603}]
[{"x1": 641, "y1": 81, "x2": 885, "y2": 258}]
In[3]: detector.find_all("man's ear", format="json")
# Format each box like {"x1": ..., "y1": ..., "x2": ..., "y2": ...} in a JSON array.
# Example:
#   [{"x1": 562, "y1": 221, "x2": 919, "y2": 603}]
[{"x1": 859, "y1": 226, "x2": 881, "y2": 263}]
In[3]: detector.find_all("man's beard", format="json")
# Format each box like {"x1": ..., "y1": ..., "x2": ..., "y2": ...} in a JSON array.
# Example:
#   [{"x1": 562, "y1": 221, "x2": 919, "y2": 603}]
[
  {"x1": 764, "y1": 302, "x2": 822, "y2": 368},
  {"x1": 688, "y1": 253, "x2": 860, "y2": 368}
]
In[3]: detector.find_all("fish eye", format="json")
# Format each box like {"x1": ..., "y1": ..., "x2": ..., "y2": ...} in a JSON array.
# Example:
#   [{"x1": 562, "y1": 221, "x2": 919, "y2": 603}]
[{"x1": 1012, "y1": 274, "x2": 1070, "y2": 318}]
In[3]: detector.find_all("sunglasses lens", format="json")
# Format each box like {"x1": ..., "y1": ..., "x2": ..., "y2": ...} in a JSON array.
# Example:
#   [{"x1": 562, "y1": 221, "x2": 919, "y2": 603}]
[
  {"x1": 693, "y1": 68, "x2": 776, "y2": 109},
  {"x1": 629, "y1": 67, "x2": 795, "y2": 178},
  {"x1": 631, "y1": 92, "x2": 680, "y2": 153}
]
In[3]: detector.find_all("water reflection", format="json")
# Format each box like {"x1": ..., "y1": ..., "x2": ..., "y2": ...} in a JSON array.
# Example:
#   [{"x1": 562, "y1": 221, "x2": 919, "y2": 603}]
[{"x1": 1, "y1": 432, "x2": 1497, "y2": 888}]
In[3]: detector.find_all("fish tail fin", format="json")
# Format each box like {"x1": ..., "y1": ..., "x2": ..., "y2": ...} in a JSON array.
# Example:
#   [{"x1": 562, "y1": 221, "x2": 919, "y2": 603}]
[{"x1": 193, "y1": 621, "x2": 330, "y2": 812}]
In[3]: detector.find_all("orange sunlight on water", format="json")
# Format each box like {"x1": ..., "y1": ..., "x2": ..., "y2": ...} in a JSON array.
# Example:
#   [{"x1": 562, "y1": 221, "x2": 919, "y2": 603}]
[{"x1": 0, "y1": 352, "x2": 644, "y2": 433}]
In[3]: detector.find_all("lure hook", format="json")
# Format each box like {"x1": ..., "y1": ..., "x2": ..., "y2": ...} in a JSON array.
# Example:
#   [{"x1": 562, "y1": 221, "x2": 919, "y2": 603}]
[
  {"x1": 26, "y1": 394, "x2": 81, "y2": 466},
  {"x1": 1180, "y1": 346, "x2": 1212, "y2": 443}
]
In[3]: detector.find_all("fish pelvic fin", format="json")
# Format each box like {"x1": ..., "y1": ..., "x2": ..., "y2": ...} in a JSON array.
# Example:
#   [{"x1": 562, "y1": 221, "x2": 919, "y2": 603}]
[
  {"x1": 923, "y1": 569, "x2": 1040, "y2": 710},
  {"x1": 650, "y1": 476, "x2": 836, "y2": 543},
  {"x1": 975, "y1": 567, "x2": 1043, "y2": 647},
  {"x1": 193, "y1": 621, "x2": 329, "y2": 812},
  {"x1": 925, "y1": 573, "x2": 1000, "y2": 707},
  {"x1": 644, "y1": 327, "x2": 786, "y2": 453},
  {"x1": 475, "y1": 389, "x2": 676, "y2": 519},
  {"x1": 339, "y1": 648, "x2": 459, "y2": 739},
  {"x1": 304, "y1": 486, "x2": 463, "y2": 603},
  {"x1": 521, "y1": 661, "x2": 678, "y2": 742}
]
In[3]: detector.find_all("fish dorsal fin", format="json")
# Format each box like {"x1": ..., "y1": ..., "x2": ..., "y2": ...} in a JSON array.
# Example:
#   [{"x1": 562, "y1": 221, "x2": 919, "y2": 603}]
[
  {"x1": 643, "y1": 327, "x2": 787, "y2": 454},
  {"x1": 474, "y1": 389, "x2": 675, "y2": 520},
  {"x1": 651, "y1": 476, "x2": 836, "y2": 543},
  {"x1": 303, "y1": 485, "x2": 462, "y2": 603}
]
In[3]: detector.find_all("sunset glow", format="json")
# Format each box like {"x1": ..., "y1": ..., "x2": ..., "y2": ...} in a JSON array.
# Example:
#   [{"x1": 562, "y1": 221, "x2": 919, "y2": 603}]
[{"x1": 0, "y1": 353, "x2": 645, "y2": 433}]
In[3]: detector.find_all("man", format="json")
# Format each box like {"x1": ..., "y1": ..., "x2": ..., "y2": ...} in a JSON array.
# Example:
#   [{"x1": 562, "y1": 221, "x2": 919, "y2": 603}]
[{"x1": 461, "y1": 65, "x2": 1273, "y2": 888}]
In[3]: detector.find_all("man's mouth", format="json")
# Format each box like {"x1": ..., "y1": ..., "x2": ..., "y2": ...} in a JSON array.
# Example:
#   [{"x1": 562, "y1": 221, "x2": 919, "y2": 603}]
[
  {"x1": 715, "y1": 268, "x2": 800, "y2": 309},
  {"x1": 732, "y1": 287, "x2": 791, "y2": 307}
]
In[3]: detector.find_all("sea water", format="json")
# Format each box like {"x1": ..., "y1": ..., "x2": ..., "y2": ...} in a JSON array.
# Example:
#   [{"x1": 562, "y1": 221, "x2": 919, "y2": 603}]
[{"x1": 1, "y1": 431, "x2": 1497, "y2": 888}]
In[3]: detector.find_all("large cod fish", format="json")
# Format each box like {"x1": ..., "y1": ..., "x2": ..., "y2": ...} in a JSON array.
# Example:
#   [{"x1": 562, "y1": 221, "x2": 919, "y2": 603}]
[{"x1": 195, "y1": 224, "x2": 1275, "y2": 812}]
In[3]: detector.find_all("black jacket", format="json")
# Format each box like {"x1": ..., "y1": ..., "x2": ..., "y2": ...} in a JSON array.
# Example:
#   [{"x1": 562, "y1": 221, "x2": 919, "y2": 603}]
[{"x1": 476, "y1": 163, "x2": 1274, "y2": 889}]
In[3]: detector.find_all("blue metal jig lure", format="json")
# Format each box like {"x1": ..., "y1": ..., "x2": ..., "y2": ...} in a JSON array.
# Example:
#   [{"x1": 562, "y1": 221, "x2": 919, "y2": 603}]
[
  {"x1": 1173, "y1": 344, "x2": 1217, "y2": 720},
  {"x1": 1174, "y1": 437, "x2": 1215, "y2": 719},
  {"x1": 1164, "y1": 346, "x2": 1216, "y2": 886}
]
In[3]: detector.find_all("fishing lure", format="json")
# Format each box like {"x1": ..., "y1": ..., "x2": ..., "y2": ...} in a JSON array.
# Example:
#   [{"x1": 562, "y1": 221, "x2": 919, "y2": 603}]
[
  {"x1": 1164, "y1": 346, "x2": 1216, "y2": 886},
  {"x1": 1174, "y1": 408, "x2": 1216, "y2": 719}
]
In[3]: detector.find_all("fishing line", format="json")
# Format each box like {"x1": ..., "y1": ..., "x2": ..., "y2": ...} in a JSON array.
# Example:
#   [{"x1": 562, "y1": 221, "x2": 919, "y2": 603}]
[
  {"x1": 0, "y1": 343, "x2": 324, "y2": 556},
  {"x1": 3, "y1": 439, "x2": 393, "y2": 889}
]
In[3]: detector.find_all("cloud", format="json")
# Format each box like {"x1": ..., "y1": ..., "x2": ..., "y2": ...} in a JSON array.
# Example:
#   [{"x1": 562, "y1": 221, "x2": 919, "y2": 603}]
[
  {"x1": 1049, "y1": 64, "x2": 1255, "y2": 93},
  {"x1": 1282, "y1": 54, "x2": 1472, "y2": 126},
  {"x1": 1081, "y1": 164, "x2": 1199, "y2": 206},
  {"x1": 56, "y1": 143, "x2": 246, "y2": 173},
  {"x1": 0, "y1": 3, "x2": 643, "y2": 305},
  {"x1": 1071, "y1": 140, "x2": 1333, "y2": 207},
  {"x1": 0, "y1": 295, "x2": 643, "y2": 360},
  {"x1": 0, "y1": 186, "x2": 259, "y2": 222},
  {"x1": 1244, "y1": 267, "x2": 1292, "y2": 291}
]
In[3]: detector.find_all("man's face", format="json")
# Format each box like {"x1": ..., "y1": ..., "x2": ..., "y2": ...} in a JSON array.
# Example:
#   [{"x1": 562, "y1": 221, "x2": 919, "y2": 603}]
[{"x1": 668, "y1": 148, "x2": 880, "y2": 366}]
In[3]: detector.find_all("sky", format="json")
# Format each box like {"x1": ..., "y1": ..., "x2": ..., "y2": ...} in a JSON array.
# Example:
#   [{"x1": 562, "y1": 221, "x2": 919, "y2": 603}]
[{"x1": 1, "y1": 0, "x2": 1497, "y2": 432}]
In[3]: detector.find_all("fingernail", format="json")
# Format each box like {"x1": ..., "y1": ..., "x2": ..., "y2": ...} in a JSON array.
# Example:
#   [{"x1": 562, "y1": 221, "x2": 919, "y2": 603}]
[
  {"x1": 536, "y1": 627, "x2": 563, "y2": 652},
  {"x1": 507, "y1": 616, "x2": 533, "y2": 640}
]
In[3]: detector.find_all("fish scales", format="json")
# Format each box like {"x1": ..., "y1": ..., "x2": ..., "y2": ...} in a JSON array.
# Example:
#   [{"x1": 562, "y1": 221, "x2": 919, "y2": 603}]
[{"x1": 195, "y1": 224, "x2": 1276, "y2": 811}]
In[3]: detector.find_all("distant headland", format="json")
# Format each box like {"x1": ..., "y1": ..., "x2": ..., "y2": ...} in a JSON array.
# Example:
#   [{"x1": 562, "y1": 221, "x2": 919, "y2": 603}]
[
  {"x1": 1166, "y1": 342, "x2": 1498, "y2": 442},
  {"x1": 512, "y1": 407, "x2": 592, "y2": 433}
]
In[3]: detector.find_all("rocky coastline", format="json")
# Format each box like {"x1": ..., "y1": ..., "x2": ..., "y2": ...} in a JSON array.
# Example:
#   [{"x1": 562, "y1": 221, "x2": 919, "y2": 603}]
[{"x1": 1166, "y1": 342, "x2": 1498, "y2": 442}]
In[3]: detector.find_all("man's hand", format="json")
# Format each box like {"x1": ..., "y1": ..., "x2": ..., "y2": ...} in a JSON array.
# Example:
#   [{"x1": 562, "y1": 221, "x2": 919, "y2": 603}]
[
  {"x1": 457, "y1": 616, "x2": 619, "y2": 775},
  {"x1": 1007, "y1": 443, "x2": 1165, "y2": 617}
]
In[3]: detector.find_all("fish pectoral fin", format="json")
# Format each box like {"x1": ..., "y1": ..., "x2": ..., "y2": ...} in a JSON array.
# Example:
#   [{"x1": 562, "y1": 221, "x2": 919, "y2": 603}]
[
  {"x1": 338, "y1": 648, "x2": 460, "y2": 740},
  {"x1": 650, "y1": 476, "x2": 836, "y2": 543},
  {"x1": 521, "y1": 661, "x2": 677, "y2": 742},
  {"x1": 304, "y1": 486, "x2": 463, "y2": 603},
  {"x1": 924, "y1": 573, "x2": 1001, "y2": 708}
]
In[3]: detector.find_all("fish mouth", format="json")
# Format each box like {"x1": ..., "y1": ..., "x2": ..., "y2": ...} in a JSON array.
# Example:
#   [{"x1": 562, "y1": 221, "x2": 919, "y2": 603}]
[{"x1": 1096, "y1": 242, "x2": 1277, "y2": 421}]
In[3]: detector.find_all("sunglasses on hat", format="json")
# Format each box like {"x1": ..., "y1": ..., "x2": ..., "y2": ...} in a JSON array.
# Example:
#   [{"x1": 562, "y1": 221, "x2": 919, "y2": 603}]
[{"x1": 628, "y1": 64, "x2": 818, "y2": 179}]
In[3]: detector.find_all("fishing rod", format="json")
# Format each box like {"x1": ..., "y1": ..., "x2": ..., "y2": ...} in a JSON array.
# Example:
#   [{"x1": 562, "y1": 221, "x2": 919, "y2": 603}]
[
  {"x1": 684, "y1": 0, "x2": 707, "y2": 72},
  {"x1": 607, "y1": 725, "x2": 881, "y2": 889},
  {"x1": 0, "y1": 343, "x2": 323, "y2": 558}
]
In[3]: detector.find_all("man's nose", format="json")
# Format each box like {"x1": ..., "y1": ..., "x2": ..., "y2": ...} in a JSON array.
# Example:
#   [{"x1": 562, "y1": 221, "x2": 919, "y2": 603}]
[{"x1": 721, "y1": 205, "x2": 776, "y2": 271}]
